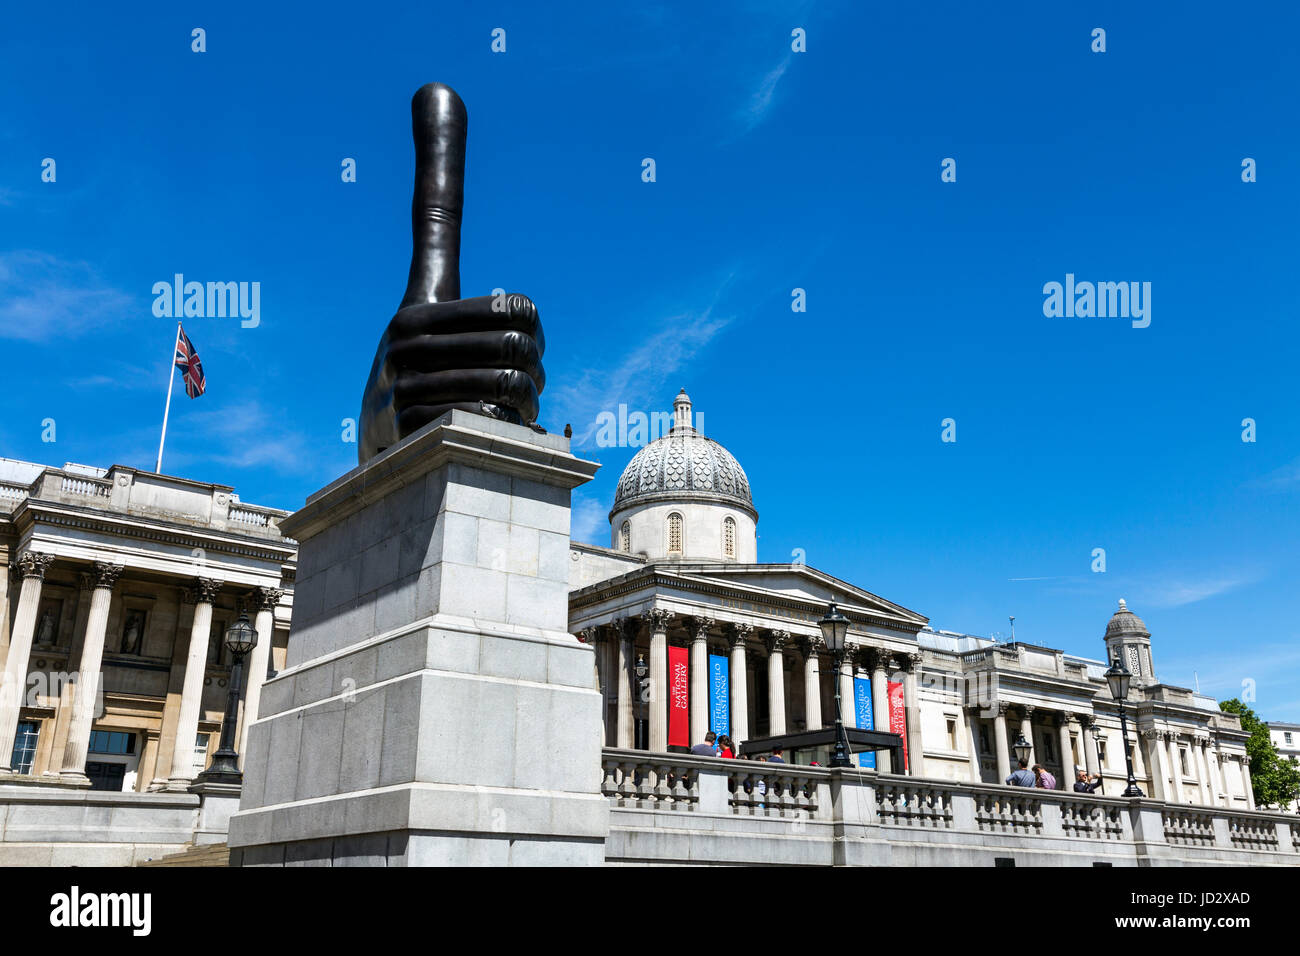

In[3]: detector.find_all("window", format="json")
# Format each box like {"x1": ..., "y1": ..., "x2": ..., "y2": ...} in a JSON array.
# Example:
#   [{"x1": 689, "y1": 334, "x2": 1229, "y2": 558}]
[
  {"x1": 88, "y1": 730, "x2": 136, "y2": 756},
  {"x1": 619, "y1": 520, "x2": 631, "y2": 552},
  {"x1": 120, "y1": 609, "x2": 147, "y2": 655},
  {"x1": 1180, "y1": 748, "x2": 1190, "y2": 777},
  {"x1": 723, "y1": 516, "x2": 736, "y2": 559},
  {"x1": 1099, "y1": 741, "x2": 1108, "y2": 766},
  {"x1": 192, "y1": 733, "x2": 210, "y2": 776},
  {"x1": 979, "y1": 726, "x2": 990, "y2": 754},
  {"x1": 667, "y1": 513, "x2": 683, "y2": 555},
  {"x1": 10, "y1": 720, "x2": 39, "y2": 774},
  {"x1": 946, "y1": 717, "x2": 958, "y2": 750},
  {"x1": 1286, "y1": 732, "x2": 1293, "y2": 746}
]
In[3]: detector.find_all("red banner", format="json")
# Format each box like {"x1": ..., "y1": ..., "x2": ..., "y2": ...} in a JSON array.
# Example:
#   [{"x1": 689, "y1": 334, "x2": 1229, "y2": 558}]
[
  {"x1": 888, "y1": 681, "x2": 908, "y2": 772},
  {"x1": 668, "y1": 645, "x2": 689, "y2": 748}
]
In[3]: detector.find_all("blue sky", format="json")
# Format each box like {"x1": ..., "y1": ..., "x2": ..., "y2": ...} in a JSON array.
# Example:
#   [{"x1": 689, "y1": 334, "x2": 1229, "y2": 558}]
[{"x1": 3, "y1": 3, "x2": 1299, "y2": 716}]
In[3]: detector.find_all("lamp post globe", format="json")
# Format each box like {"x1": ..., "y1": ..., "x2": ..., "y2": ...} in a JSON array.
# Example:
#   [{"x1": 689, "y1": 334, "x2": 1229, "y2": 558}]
[
  {"x1": 820, "y1": 603, "x2": 853, "y2": 768},
  {"x1": 1013, "y1": 733, "x2": 1033, "y2": 766},
  {"x1": 194, "y1": 610, "x2": 260, "y2": 786}
]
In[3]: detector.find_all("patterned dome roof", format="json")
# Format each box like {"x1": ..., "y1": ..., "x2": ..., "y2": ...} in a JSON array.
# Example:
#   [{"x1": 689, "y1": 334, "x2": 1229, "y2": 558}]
[
  {"x1": 1104, "y1": 599, "x2": 1150, "y2": 639},
  {"x1": 610, "y1": 393, "x2": 755, "y2": 518}
]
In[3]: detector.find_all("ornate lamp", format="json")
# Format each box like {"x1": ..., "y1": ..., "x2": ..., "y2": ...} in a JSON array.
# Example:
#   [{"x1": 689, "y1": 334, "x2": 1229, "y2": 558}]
[
  {"x1": 1013, "y1": 733, "x2": 1033, "y2": 766},
  {"x1": 1104, "y1": 658, "x2": 1144, "y2": 797},
  {"x1": 819, "y1": 603, "x2": 852, "y2": 768},
  {"x1": 194, "y1": 610, "x2": 259, "y2": 786}
]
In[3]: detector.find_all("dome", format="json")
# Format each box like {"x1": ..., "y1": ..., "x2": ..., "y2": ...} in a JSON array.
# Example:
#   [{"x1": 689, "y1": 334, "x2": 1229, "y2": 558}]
[
  {"x1": 610, "y1": 391, "x2": 756, "y2": 521},
  {"x1": 1104, "y1": 598, "x2": 1150, "y2": 639}
]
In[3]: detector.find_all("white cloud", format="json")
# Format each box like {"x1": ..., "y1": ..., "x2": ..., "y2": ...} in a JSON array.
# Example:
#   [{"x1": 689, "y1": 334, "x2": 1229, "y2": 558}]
[
  {"x1": 0, "y1": 251, "x2": 133, "y2": 341},
  {"x1": 1135, "y1": 574, "x2": 1256, "y2": 609},
  {"x1": 738, "y1": 54, "x2": 792, "y2": 132},
  {"x1": 570, "y1": 494, "x2": 608, "y2": 546}
]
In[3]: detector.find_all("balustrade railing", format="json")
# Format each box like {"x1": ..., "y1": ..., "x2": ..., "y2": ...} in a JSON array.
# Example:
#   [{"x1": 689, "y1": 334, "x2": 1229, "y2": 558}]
[
  {"x1": 728, "y1": 766, "x2": 820, "y2": 818},
  {"x1": 876, "y1": 781, "x2": 953, "y2": 829},
  {"x1": 598, "y1": 749, "x2": 1299, "y2": 863},
  {"x1": 1060, "y1": 799, "x2": 1124, "y2": 840},
  {"x1": 0, "y1": 482, "x2": 28, "y2": 503},
  {"x1": 59, "y1": 475, "x2": 111, "y2": 498},
  {"x1": 1162, "y1": 808, "x2": 1216, "y2": 846},
  {"x1": 974, "y1": 790, "x2": 1044, "y2": 834},
  {"x1": 601, "y1": 756, "x2": 698, "y2": 812}
]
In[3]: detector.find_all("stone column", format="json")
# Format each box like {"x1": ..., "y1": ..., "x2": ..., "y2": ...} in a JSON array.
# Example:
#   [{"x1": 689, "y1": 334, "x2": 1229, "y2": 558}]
[
  {"x1": 1207, "y1": 743, "x2": 1226, "y2": 806},
  {"x1": 615, "y1": 619, "x2": 634, "y2": 749},
  {"x1": 0, "y1": 551, "x2": 55, "y2": 775},
  {"x1": 965, "y1": 707, "x2": 983, "y2": 782},
  {"x1": 993, "y1": 703, "x2": 1011, "y2": 781},
  {"x1": 58, "y1": 561, "x2": 125, "y2": 783},
  {"x1": 1081, "y1": 717, "x2": 1100, "y2": 777},
  {"x1": 167, "y1": 577, "x2": 222, "y2": 789},
  {"x1": 838, "y1": 651, "x2": 855, "y2": 731},
  {"x1": 869, "y1": 649, "x2": 892, "y2": 773},
  {"x1": 901, "y1": 653, "x2": 924, "y2": 776},
  {"x1": 688, "y1": 617, "x2": 712, "y2": 745},
  {"x1": 1166, "y1": 731, "x2": 1185, "y2": 803},
  {"x1": 1239, "y1": 755, "x2": 1255, "y2": 810},
  {"x1": 728, "y1": 624, "x2": 752, "y2": 745},
  {"x1": 239, "y1": 585, "x2": 283, "y2": 766},
  {"x1": 1057, "y1": 712, "x2": 1074, "y2": 787},
  {"x1": 1143, "y1": 730, "x2": 1168, "y2": 801},
  {"x1": 643, "y1": 609, "x2": 673, "y2": 752},
  {"x1": 1018, "y1": 705, "x2": 1036, "y2": 765},
  {"x1": 766, "y1": 629, "x2": 789, "y2": 737},
  {"x1": 1194, "y1": 736, "x2": 1212, "y2": 805},
  {"x1": 800, "y1": 637, "x2": 823, "y2": 731},
  {"x1": 577, "y1": 626, "x2": 605, "y2": 742}
]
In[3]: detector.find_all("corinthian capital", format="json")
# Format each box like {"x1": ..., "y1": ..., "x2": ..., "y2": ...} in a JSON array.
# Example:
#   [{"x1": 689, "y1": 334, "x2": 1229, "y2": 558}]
[
  {"x1": 687, "y1": 615, "x2": 715, "y2": 641},
  {"x1": 16, "y1": 551, "x2": 55, "y2": 581},
  {"x1": 766, "y1": 628, "x2": 791, "y2": 654},
  {"x1": 728, "y1": 622, "x2": 754, "y2": 648},
  {"x1": 90, "y1": 561, "x2": 125, "y2": 591},
  {"x1": 641, "y1": 608, "x2": 674, "y2": 633},
  {"x1": 190, "y1": 577, "x2": 223, "y2": 605},
  {"x1": 253, "y1": 585, "x2": 285, "y2": 612}
]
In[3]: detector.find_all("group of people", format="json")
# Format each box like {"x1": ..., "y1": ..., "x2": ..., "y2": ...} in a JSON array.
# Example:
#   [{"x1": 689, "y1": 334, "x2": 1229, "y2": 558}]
[
  {"x1": 690, "y1": 731, "x2": 786, "y2": 764},
  {"x1": 1006, "y1": 758, "x2": 1104, "y2": 793}
]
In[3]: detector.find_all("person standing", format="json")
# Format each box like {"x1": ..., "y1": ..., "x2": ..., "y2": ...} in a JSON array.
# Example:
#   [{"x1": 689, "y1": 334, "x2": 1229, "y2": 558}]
[
  {"x1": 1006, "y1": 758, "x2": 1036, "y2": 787},
  {"x1": 1033, "y1": 764, "x2": 1057, "y2": 790},
  {"x1": 691, "y1": 731, "x2": 719, "y2": 757},
  {"x1": 1073, "y1": 769, "x2": 1102, "y2": 793},
  {"x1": 717, "y1": 735, "x2": 736, "y2": 758}
]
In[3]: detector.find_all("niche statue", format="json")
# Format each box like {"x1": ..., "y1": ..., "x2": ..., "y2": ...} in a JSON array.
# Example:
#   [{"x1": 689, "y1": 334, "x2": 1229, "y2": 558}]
[{"x1": 358, "y1": 83, "x2": 546, "y2": 463}]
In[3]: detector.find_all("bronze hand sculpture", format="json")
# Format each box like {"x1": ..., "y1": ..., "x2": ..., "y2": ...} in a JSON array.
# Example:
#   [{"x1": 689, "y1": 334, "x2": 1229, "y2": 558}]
[{"x1": 358, "y1": 83, "x2": 546, "y2": 462}]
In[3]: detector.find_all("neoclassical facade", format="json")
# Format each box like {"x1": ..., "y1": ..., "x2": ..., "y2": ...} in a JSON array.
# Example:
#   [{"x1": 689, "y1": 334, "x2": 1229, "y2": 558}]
[
  {"x1": 0, "y1": 458, "x2": 294, "y2": 792},
  {"x1": 570, "y1": 393, "x2": 1256, "y2": 809}
]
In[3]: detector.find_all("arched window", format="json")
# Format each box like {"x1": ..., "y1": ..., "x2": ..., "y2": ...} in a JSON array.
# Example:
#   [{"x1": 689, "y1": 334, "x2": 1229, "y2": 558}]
[
  {"x1": 667, "y1": 513, "x2": 683, "y2": 555},
  {"x1": 723, "y1": 516, "x2": 736, "y2": 559},
  {"x1": 619, "y1": 520, "x2": 631, "y2": 552}
]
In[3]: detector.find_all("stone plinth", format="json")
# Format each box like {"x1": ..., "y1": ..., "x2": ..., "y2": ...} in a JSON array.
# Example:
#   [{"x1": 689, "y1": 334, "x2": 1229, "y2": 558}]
[{"x1": 227, "y1": 411, "x2": 607, "y2": 866}]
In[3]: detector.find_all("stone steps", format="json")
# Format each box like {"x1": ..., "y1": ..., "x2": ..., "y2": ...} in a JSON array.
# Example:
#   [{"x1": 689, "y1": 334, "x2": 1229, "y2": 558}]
[{"x1": 138, "y1": 842, "x2": 230, "y2": 867}]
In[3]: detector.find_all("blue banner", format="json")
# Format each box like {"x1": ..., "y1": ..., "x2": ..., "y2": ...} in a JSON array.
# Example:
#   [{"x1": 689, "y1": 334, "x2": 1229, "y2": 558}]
[
  {"x1": 854, "y1": 676, "x2": 876, "y2": 769},
  {"x1": 709, "y1": 654, "x2": 730, "y2": 738}
]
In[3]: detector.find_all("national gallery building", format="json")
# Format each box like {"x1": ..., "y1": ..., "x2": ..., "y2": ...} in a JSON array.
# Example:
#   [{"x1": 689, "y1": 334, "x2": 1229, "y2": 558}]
[{"x1": 0, "y1": 391, "x2": 1256, "y2": 812}]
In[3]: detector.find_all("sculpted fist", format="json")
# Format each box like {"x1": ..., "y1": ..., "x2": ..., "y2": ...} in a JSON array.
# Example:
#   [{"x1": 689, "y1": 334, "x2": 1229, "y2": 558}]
[{"x1": 359, "y1": 83, "x2": 546, "y2": 463}]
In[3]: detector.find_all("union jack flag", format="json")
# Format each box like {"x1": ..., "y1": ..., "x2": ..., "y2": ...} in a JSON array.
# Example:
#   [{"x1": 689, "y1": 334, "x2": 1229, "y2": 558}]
[{"x1": 175, "y1": 325, "x2": 206, "y2": 398}]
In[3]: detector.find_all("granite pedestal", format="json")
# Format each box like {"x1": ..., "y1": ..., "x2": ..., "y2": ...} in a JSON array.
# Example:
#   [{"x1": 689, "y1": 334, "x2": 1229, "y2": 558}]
[{"x1": 227, "y1": 410, "x2": 607, "y2": 865}]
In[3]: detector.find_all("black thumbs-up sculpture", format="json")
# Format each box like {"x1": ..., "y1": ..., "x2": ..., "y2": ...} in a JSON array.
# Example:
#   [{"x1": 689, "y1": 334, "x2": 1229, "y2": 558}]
[{"x1": 359, "y1": 83, "x2": 546, "y2": 463}]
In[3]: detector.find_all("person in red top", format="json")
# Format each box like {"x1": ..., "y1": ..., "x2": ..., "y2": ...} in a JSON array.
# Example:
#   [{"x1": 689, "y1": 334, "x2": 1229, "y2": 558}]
[{"x1": 716, "y1": 735, "x2": 736, "y2": 758}]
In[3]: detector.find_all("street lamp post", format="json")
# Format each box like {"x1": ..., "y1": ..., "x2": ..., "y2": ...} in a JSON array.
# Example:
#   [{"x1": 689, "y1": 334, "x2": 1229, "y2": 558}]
[
  {"x1": 194, "y1": 611, "x2": 259, "y2": 786},
  {"x1": 1093, "y1": 729, "x2": 1107, "y2": 794},
  {"x1": 819, "y1": 603, "x2": 851, "y2": 768},
  {"x1": 1013, "y1": 733, "x2": 1033, "y2": 767},
  {"x1": 1104, "y1": 658, "x2": 1144, "y2": 797}
]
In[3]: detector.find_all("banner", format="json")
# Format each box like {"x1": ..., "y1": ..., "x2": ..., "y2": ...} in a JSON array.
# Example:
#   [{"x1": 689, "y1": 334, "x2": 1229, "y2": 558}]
[
  {"x1": 888, "y1": 680, "x2": 908, "y2": 772},
  {"x1": 708, "y1": 654, "x2": 729, "y2": 738},
  {"x1": 853, "y1": 676, "x2": 875, "y2": 769},
  {"x1": 668, "y1": 645, "x2": 689, "y2": 747}
]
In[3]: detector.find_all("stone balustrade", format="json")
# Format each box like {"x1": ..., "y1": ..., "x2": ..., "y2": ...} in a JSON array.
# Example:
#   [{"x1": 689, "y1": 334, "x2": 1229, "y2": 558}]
[{"x1": 600, "y1": 748, "x2": 1300, "y2": 866}]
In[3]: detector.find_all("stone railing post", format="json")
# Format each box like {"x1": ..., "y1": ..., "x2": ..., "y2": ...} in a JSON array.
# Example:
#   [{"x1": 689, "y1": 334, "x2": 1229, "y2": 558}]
[
  {"x1": 1211, "y1": 814, "x2": 1232, "y2": 849},
  {"x1": 951, "y1": 787, "x2": 977, "y2": 830},
  {"x1": 697, "y1": 761, "x2": 729, "y2": 815},
  {"x1": 1040, "y1": 796, "x2": 1065, "y2": 837}
]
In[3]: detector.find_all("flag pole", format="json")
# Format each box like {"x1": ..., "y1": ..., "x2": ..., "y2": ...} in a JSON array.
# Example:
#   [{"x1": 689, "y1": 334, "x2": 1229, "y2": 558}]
[{"x1": 155, "y1": 321, "x2": 182, "y2": 474}]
